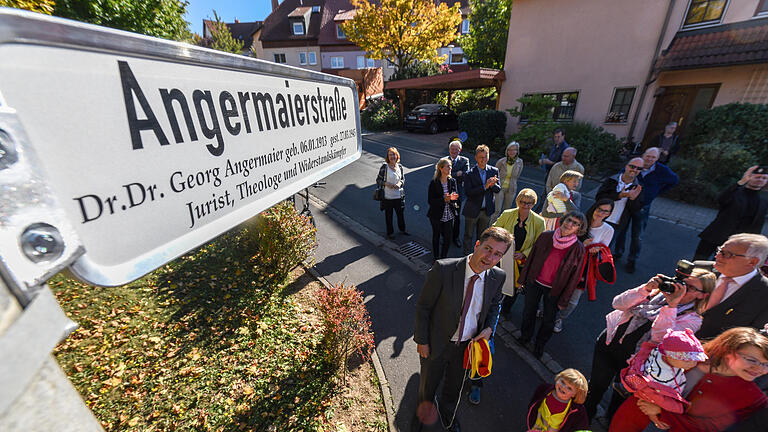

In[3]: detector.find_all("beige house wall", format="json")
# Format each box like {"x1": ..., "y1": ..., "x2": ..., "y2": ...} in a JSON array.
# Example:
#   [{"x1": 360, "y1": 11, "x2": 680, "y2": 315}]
[
  {"x1": 262, "y1": 46, "x2": 322, "y2": 71},
  {"x1": 499, "y1": 0, "x2": 767, "y2": 142}
]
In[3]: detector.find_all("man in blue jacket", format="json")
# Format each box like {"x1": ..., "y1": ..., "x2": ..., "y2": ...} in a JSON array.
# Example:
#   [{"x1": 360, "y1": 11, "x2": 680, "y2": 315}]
[
  {"x1": 614, "y1": 147, "x2": 678, "y2": 272},
  {"x1": 448, "y1": 139, "x2": 471, "y2": 248},
  {"x1": 462, "y1": 145, "x2": 501, "y2": 255}
]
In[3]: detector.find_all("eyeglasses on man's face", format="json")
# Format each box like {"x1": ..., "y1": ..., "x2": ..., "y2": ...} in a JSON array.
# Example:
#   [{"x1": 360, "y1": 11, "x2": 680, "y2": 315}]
[
  {"x1": 627, "y1": 164, "x2": 642, "y2": 171},
  {"x1": 716, "y1": 246, "x2": 750, "y2": 260}
]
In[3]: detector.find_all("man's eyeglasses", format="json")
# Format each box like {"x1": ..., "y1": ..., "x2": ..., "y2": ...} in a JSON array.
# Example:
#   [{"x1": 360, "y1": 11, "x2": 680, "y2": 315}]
[
  {"x1": 737, "y1": 352, "x2": 768, "y2": 370},
  {"x1": 627, "y1": 164, "x2": 642, "y2": 171},
  {"x1": 716, "y1": 246, "x2": 750, "y2": 259}
]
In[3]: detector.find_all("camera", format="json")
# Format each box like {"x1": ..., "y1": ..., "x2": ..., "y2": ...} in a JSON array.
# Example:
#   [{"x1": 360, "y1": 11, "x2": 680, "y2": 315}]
[{"x1": 657, "y1": 259, "x2": 695, "y2": 293}]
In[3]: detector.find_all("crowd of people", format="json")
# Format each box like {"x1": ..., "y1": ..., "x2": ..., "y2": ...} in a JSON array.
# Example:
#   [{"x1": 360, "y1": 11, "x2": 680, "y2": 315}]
[{"x1": 398, "y1": 128, "x2": 768, "y2": 432}]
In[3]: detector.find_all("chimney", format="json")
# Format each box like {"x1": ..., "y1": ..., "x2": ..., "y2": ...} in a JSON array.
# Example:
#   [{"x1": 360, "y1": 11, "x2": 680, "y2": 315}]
[
  {"x1": 272, "y1": 0, "x2": 279, "y2": 11},
  {"x1": 234, "y1": 19, "x2": 240, "y2": 23}
]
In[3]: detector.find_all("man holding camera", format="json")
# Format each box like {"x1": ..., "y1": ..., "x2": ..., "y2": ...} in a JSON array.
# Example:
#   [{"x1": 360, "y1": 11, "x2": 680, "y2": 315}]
[
  {"x1": 694, "y1": 166, "x2": 768, "y2": 261},
  {"x1": 596, "y1": 157, "x2": 645, "y2": 273},
  {"x1": 696, "y1": 233, "x2": 768, "y2": 339}
]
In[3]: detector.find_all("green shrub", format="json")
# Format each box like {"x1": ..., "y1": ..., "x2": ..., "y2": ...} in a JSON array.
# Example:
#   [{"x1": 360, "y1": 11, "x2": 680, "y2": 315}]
[
  {"x1": 457, "y1": 109, "x2": 507, "y2": 151},
  {"x1": 246, "y1": 201, "x2": 317, "y2": 285},
  {"x1": 360, "y1": 97, "x2": 400, "y2": 131},
  {"x1": 434, "y1": 88, "x2": 497, "y2": 115},
  {"x1": 561, "y1": 121, "x2": 624, "y2": 175},
  {"x1": 507, "y1": 94, "x2": 558, "y2": 160},
  {"x1": 667, "y1": 103, "x2": 768, "y2": 207},
  {"x1": 665, "y1": 140, "x2": 758, "y2": 207}
]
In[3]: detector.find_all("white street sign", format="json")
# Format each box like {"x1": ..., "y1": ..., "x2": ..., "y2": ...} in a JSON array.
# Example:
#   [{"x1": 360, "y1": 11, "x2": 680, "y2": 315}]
[{"x1": 0, "y1": 9, "x2": 361, "y2": 287}]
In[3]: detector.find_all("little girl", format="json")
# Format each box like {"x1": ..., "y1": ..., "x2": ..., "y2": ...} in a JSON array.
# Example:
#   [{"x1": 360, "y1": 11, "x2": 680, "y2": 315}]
[
  {"x1": 609, "y1": 328, "x2": 707, "y2": 431},
  {"x1": 543, "y1": 171, "x2": 583, "y2": 230},
  {"x1": 526, "y1": 368, "x2": 589, "y2": 432}
]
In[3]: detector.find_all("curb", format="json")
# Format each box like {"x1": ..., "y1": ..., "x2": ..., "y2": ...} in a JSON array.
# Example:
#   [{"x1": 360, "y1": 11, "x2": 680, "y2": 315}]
[{"x1": 305, "y1": 265, "x2": 397, "y2": 432}]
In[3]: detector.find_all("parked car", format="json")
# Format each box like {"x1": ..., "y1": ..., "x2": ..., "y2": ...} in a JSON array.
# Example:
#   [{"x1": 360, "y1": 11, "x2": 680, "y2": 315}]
[{"x1": 404, "y1": 104, "x2": 458, "y2": 134}]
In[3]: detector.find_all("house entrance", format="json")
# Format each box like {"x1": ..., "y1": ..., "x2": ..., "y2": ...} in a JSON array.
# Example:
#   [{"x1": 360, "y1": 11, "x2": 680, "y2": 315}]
[{"x1": 643, "y1": 83, "x2": 720, "y2": 145}]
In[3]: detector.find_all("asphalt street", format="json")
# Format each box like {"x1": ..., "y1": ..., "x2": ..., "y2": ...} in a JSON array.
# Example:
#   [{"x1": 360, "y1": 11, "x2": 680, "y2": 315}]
[{"x1": 309, "y1": 131, "x2": 704, "y2": 430}]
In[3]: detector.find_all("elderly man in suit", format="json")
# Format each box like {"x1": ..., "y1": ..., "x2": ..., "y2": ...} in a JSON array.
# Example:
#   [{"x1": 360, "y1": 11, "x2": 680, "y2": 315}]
[
  {"x1": 448, "y1": 139, "x2": 471, "y2": 248},
  {"x1": 462, "y1": 145, "x2": 501, "y2": 255},
  {"x1": 413, "y1": 226, "x2": 512, "y2": 432},
  {"x1": 697, "y1": 233, "x2": 768, "y2": 340},
  {"x1": 694, "y1": 166, "x2": 768, "y2": 260}
]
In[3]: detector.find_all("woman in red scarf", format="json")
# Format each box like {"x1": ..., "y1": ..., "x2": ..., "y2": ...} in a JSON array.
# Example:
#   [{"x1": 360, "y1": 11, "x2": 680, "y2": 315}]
[{"x1": 518, "y1": 211, "x2": 587, "y2": 358}]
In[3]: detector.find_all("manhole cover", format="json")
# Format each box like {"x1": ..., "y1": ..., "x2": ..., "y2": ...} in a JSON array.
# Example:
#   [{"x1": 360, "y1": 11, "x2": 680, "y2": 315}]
[{"x1": 398, "y1": 241, "x2": 430, "y2": 259}]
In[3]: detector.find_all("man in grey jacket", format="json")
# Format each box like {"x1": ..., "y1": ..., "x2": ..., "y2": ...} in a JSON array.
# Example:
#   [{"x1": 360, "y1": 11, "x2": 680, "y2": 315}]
[{"x1": 412, "y1": 227, "x2": 511, "y2": 432}]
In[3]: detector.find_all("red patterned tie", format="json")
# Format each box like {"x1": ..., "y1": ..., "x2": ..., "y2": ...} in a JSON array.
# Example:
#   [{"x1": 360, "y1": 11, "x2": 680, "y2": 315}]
[
  {"x1": 456, "y1": 274, "x2": 479, "y2": 344},
  {"x1": 706, "y1": 276, "x2": 734, "y2": 311}
]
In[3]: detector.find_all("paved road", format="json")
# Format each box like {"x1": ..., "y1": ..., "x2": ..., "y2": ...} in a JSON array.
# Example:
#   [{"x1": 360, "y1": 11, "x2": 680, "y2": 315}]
[{"x1": 309, "y1": 132, "x2": 703, "y2": 430}]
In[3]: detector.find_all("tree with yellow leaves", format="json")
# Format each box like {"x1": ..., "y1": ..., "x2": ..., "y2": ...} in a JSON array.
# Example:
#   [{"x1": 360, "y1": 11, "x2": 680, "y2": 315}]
[
  {"x1": 0, "y1": 0, "x2": 54, "y2": 14},
  {"x1": 340, "y1": 0, "x2": 462, "y2": 72}
]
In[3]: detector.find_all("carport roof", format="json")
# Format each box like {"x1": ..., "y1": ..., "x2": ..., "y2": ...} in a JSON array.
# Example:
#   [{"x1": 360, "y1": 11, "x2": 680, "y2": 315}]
[{"x1": 384, "y1": 68, "x2": 505, "y2": 90}]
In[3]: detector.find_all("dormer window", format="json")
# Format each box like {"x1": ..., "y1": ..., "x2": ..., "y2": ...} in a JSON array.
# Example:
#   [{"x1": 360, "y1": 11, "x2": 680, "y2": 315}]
[
  {"x1": 461, "y1": 19, "x2": 470, "y2": 34},
  {"x1": 336, "y1": 24, "x2": 346, "y2": 39},
  {"x1": 292, "y1": 22, "x2": 305, "y2": 35},
  {"x1": 312, "y1": 5, "x2": 320, "y2": 13}
]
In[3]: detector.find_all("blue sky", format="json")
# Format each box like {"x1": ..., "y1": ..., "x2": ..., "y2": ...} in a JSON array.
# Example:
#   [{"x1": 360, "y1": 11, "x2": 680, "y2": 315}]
[{"x1": 185, "y1": 0, "x2": 275, "y2": 35}]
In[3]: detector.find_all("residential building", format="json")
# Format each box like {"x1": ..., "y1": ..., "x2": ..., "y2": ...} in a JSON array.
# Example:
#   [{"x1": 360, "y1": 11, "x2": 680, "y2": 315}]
[
  {"x1": 202, "y1": 19, "x2": 263, "y2": 57},
  {"x1": 259, "y1": 0, "x2": 323, "y2": 71},
  {"x1": 498, "y1": 0, "x2": 768, "y2": 146}
]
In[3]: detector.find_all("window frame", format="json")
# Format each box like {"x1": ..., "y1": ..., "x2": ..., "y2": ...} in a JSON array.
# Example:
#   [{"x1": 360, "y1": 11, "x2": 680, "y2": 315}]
[
  {"x1": 681, "y1": 0, "x2": 729, "y2": 30},
  {"x1": 336, "y1": 24, "x2": 346, "y2": 39},
  {"x1": 366, "y1": 57, "x2": 376, "y2": 68},
  {"x1": 450, "y1": 53, "x2": 464, "y2": 64},
  {"x1": 605, "y1": 87, "x2": 637, "y2": 124},
  {"x1": 311, "y1": 5, "x2": 321, "y2": 13},
  {"x1": 461, "y1": 19, "x2": 470, "y2": 34},
  {"x1": 756, "y1": 0, "x2": 768, "y2": 17},
  {"x1": 308, "y1": 52, "x2": 317, "y2": 65},
  {"x1": 292, "y1": 21, "x2": 305, "y2": 35},
  {"x1": 520, "y1": 91, "x2": 580, "y2": 123},
  {"x1": 299, "y1": 52, "x2": 307, "y2": 65},
  {"x1": 356, "y1": 55, "x2": 365, "y2": 69},
  {"x1": 273, "y1": 53, "x2": 286, "y2": 64},
  {"x1": 330, "y1": 56, "x2": 344, "y2": 69}
]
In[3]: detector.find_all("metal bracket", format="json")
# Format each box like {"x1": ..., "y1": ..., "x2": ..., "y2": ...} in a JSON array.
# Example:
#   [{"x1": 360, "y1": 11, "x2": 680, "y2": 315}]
[
  {"x1": 0, "y1": 285, "x2": 78, "y2": 415},
  {"x1": 0, "y1": 103, "x2": 85, "y2": 306}
]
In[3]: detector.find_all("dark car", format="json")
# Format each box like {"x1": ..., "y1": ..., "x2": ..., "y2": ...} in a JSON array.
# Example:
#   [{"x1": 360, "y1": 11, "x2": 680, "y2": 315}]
[{"x1": 404, "y1": 104, "x2": 458, "y2": 134}]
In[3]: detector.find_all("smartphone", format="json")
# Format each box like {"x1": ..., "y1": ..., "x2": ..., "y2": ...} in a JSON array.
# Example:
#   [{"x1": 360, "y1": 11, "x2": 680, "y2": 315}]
[{"x1": 627, "y1": 184, "x2": 638, "y2": 191}]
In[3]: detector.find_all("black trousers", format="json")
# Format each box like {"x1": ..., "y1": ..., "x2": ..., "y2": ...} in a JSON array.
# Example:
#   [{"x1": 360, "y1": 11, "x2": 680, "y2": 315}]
[
  {"x1": 694, "y1": 238, "x2": 719, "y2": 261},
  {"x1": 583, "y1": 329, "x2": 636, "y2": 420},
  {"x1": 520, "y1": 281, "x2": 559, "y2": 350},
  {"x1": 452, "y1": 199, "x2": 463, "y2": 240},
  {"x1": 463, "y1": 210, "x2": 490, "y2": 255},
  {"x1": 430, "y1": 218, "x2": 453, "y2": 259},
  {"x1": 413, "y1": 341, "x2": 469, "y2": 430},
  {"x1": 382, "y1": 198, "x2": 406, "y2": 235}
]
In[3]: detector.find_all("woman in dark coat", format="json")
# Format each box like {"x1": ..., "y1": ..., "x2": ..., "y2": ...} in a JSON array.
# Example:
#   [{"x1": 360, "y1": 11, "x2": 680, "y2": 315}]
[{"x1": 427, "y1": 157, "x2": 459, "y2": 259}]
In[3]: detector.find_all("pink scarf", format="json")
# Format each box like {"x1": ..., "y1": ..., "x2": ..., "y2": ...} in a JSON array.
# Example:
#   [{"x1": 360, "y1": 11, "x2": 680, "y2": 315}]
[{"x1": 553, "y1": 228, "x2": 578, "y2": 249}]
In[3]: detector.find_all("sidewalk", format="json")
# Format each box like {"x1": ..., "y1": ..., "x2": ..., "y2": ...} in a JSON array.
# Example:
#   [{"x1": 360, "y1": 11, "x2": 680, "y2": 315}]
[{"x1": 362, "y1": 130, "x2": 749, "y2": 233}]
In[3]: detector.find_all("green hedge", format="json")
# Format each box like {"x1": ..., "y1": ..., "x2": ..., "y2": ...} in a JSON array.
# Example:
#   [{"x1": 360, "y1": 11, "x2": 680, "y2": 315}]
[
  {"x1": 663, "y1": 103, "x2": 768, "y2": 207},
  {"x1": 561, "y1": 122, "x2": 624, "y2": 176},
  {"x1": 457, "y1": 110, "x2": 507, "y2": 151},
  {"x1": 434, "y1": 88, "x2": 497, "y2": 115}
]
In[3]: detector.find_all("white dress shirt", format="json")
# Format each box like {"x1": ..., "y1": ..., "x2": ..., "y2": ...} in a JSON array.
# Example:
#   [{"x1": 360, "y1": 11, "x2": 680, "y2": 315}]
[
  {"x1": 606, "y1": 178, "x2": 629, "y2": 225},
  {"x1": 450, "y1": 258, "x2": 487, "y2": 342}
]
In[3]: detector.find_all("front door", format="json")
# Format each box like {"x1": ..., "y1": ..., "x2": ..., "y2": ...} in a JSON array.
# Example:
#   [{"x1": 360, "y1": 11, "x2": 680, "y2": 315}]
[{"x1": 643, "y1": 84, "x2": 720, "y2": 146}]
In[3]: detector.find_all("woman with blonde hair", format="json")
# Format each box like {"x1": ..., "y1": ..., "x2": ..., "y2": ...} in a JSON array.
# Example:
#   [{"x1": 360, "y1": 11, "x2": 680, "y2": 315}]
[
  {"x1": 627, "y1": 327, "x2": 768, "y2": 431},
  {"x1": 584, "y1": 268, "x2": 717, "y2": 421},
  {"x1": 526, "y1": 368, "x2": 590, "y2": 431},
  {"x1": 426, "y1": 157, "x2": 459, "y2": 259},
  {"x1": 493, "y1": 141, "x2": 524, "y2": 222}
]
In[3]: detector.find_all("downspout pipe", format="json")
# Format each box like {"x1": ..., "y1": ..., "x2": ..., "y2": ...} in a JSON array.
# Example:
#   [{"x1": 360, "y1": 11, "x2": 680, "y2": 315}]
[{"x1": 627, "y1": 0, "x2": 676, "y2": 152}]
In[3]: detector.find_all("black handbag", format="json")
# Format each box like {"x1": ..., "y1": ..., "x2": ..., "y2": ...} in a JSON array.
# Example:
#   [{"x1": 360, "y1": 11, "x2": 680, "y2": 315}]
[{"x1": 373, "y1": 188, "x2": 384, "y2": 201}]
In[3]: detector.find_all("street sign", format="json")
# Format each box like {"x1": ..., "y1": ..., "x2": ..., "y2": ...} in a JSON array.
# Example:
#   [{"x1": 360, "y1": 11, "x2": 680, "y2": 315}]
[{"x1": 0, "y1": 9, "x2": 361, "y2": 288}]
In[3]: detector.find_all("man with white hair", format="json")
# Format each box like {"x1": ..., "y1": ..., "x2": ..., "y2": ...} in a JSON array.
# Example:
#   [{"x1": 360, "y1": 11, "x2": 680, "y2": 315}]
[
  {"x1": 696, "y1": 233, "x2": 768, "y2": 339},
  {"x1": 448, "y1": 139, "x2": 470, "y2": 247},
  {"x1": 613, "y1": 147, "x2": 678, "y2": 269},
  {"x1": 695, "y1": 166, "x2": 768, "y2": 260},
  {"x1": 649, "y1": 122, "x2": 680, "y2": 164},
  {"x1": 545, "y1": 147, "x2": 584, "y2": 207}
]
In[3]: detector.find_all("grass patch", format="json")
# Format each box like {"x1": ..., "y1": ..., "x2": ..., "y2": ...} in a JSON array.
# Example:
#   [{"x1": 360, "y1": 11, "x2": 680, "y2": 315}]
[{"x1": 51, "y1": 229, "x2": 386, "y2": 431}]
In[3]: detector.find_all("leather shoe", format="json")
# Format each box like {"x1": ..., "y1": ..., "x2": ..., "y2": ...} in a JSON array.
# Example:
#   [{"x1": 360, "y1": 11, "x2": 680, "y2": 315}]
[
  {"x1": 453, "y1": 239, "x2": 462, "y2": 248},
  {"x1": 533, "y1": 343, "x2": 544, "y2": 359},
  {"x1": 625, "y1": 260, "x2": 636, "y2": 274}
]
